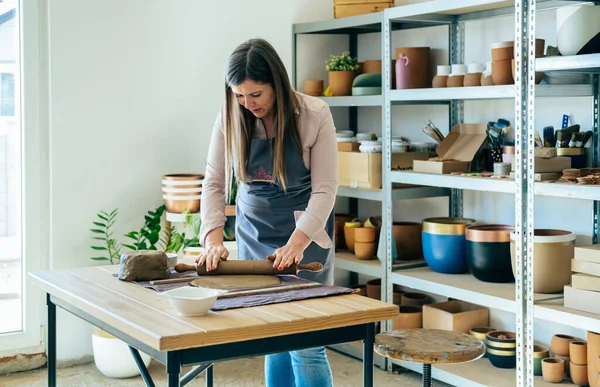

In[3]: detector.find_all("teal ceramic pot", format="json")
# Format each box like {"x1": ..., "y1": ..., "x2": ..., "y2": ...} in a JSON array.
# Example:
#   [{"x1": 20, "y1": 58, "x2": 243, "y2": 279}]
[
  {"x1": 533, "y1": 344, "x2": 549, "y2": 376},
  {"x1": 470, "y1": 327, "x2": 497, "y2": 358},
  {"x1": 422, "y1": 217, "x2": 477, "y2": 274},
  {"x1": 486, "y1": 331, "x2": 516, "y2": 369}
]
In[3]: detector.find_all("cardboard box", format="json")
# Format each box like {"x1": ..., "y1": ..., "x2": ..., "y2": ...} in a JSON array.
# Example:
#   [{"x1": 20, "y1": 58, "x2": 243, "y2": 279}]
[
  {"x1": 509, "y1": 172, "x2": 561, "y2": 181},
  {"x1": 575, "y1": 244, "x2": 600, "y2": 264},
  {"x1": 338, "y1": 142, "x2": 360, "y2": 152},
  {"x1": 333, "y1": 0, "x2": 393, "y2": 18},
  {"x1": 413, "y1": 123, "x2": 488, "y2": 174},
  {"x1": 511, "y1": 157, "x2": 571, "y2": 173},
  {"x1": 422, "y1": 300, "x2": 489, "y2": 334},
  {"x1": 564, "y1": 285, "x2": 600, "y2": 315},
  {"x1": 337, "y1": 151, "x2": 429, "y2": 189},
  {"x1": 572, "y1": 273, "x2": 600, "y2": 292}
]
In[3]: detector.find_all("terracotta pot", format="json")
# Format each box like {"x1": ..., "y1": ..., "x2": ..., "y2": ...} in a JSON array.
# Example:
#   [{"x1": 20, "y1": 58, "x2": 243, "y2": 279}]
[
  {"x1": 542, "y1": 358, "x2": 565, "y2": 383},
  {"x1": 354, "y1": 241, "x2": 377, "y2": 260},
  {"x1": 511, "y1": 59, "x2": 543, "y2": 84},
  {"x1": 510, "y1": 229, "x2": 576, "y2": 293},
  {"x1": 344, "y1": 222, "x2": 361, "y2": 253},
  {"x1": 366, "y1": 278, "x2": 381, "y2": 299},
  {"x1": 304, "y1": 79, "x2": 324, "y2": 96},
  {"x1": 491, "y1": 41, "x2": 514, "y2": 61},
  {"x1": 556, "y1": 354, "x2": 571, "y2": 377},
  {"x1": 401, "y1": 292, "x2": 429, "y2": 306},
  {"x1": 570, "y1": 340, "x2": 588, "y2": 365},
  {"x1": 328, "y1": 71, "x2": 355, "y2": 96},
  {"x1": 354, "y1": 284, "x2": 367, "y2": 296},
  {"x1": 395, "y1": 47, "x2": 431, "y2": 89},
  {"x1": 391, "y1": 306, "x2": 422, "y2": 330},
  {"x1": 463, "y1": 73, "x2": 481, "y2": 87},
  {"x1": 588, "y1": 331, "x2": 600, "y2": 386},
  {"x1": 392, "y1": 222, "x2": 422, "y2": 261},
  {"x1": 512, "y1": 38, "x2": 546, "y2": 58},
  {"x1": 570, "y1": 362, "x2": 588, "y2": 385},
  {"x1": 481, "y1": 73, "x2": 494, "y2": 86},
  {"x1": 162, "y1": 174, "x2": 204, "y2": 213},
  {"x1": 335, "y1": 214, "x2": 355, "y2": 249},
  {"x1": 355, "y1": 227, "x2": 378, "y2": 243},
  {"x1": 492, "y1": 60, "x2": 513, "y2": 85},
  {"x1": 447, "y1": 75, "x2": 464, "y2": 87},
  {"x1": 363, "y1": 60, "x2": 382, "y2": 74},
  {"x1": 551, "y1": 334, "x2": 577, "y2": 357}
]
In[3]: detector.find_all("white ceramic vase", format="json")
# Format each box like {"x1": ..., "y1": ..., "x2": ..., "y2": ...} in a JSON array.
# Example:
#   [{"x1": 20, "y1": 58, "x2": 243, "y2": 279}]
[
  {"x1": 557, "y1": 4, "x2": 600, "y2": 56},
  {"x1": 92, "y1": 327, "x2": 152, "y2": 379}
]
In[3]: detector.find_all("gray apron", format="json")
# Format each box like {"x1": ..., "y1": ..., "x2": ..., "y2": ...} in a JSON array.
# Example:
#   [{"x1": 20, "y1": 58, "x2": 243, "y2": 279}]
[{"x1": 235, "y1": 134, "x2": 335, "y2": 286}]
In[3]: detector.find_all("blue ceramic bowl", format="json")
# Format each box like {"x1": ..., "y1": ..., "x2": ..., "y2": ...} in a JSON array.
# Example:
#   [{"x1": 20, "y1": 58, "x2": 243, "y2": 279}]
[{"x1": 422, "y1": 217, "x2": 477, "y2": 274}]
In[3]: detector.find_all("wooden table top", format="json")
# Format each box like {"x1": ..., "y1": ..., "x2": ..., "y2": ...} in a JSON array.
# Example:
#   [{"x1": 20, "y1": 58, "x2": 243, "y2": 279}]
[
  {"x1": 374, "y1": 329, "x2": 485, "y2": 364},
  {"x1": 28, "y1": 265, "x2": 398, "y2": 352}
]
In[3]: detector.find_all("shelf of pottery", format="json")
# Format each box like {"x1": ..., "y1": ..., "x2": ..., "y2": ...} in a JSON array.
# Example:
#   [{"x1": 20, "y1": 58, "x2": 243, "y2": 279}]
[{"x1": 161, "y1": 173, "x2": 238, "y2": 260}]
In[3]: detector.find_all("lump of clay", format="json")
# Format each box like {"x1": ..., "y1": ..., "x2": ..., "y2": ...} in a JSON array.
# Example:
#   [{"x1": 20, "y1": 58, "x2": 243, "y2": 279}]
[{"x1": 118, "y1": 250, "x2": 170, "y2": 282}]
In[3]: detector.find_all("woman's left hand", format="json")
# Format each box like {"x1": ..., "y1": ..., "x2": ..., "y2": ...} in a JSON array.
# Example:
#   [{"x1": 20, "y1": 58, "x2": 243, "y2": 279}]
[{"x1": 271, "y1": 242, "x2": 306, "y2": 271}]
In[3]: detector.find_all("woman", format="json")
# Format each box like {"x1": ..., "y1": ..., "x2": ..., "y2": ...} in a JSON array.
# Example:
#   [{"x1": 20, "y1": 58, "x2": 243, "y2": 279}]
[{"x1": 197, "y1": 38, "x2": 338, "y2": 387}]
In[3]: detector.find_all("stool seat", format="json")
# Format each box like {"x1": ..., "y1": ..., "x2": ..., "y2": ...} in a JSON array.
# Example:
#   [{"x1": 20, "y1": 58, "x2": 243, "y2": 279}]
[{"x1": 375, "y1": 329, "x2": 485, "y2": 387}]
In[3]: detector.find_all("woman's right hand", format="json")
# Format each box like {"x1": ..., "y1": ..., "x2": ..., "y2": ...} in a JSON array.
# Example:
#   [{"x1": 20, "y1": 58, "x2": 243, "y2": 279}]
[{"x1": 195, "y1": 243, "x2": 229, "y2": 272}]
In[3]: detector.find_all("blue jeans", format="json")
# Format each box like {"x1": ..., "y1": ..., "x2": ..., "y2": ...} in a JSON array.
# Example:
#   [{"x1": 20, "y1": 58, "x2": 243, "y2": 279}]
[{"x1": 265, "y1": 346, "x2": 334, "y2": 387}]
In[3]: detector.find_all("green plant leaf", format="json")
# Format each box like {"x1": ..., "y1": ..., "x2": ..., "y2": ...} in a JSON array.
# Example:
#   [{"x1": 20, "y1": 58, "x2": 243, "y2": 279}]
[
  {"x1": 90, "y1": 229, "x2": 105, "y2": 234},
  {"x1": 122, "y1": 244, "x2": 137, "y2": 250},
  {"x1": 138, "y1": 241, "x2": 147, "y2": 250},
  {"x1": 91, "y1": 246, "x2": 107, "y2": 251},
  {"x1": 91, "y1": 257, "x2": 109, "y2": 261},
  {"x1": 92, "y1": 237, "x2": 105, "y2": 241},
  {"x1": 97, "y1": 213, "x2": 108, "y2": 221},
  {"x1": 124, "y1": 231, "x2": 138, "y2": 239},
  {"x1": 93, "y1": 221, "x2": 106, "y2": 227}
]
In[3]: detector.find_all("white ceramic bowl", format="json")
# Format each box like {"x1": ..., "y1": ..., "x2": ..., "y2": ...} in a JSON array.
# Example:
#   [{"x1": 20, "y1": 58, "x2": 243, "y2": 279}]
[
  {"x1": 336, "y1": 136, "x2": 357, "y2": 143},
  {"x1": 161, "y1": 286, "x2": 228, "y2": 316},
  {"x1": 336, "y1": 130, "x2": 354, "y2": 137},
  {"x1": 356, "y1": 133, "x2": 376, "y2": 141},
  {"x1": 359, "y1": 145, "x2": 382, "y2": 153}
]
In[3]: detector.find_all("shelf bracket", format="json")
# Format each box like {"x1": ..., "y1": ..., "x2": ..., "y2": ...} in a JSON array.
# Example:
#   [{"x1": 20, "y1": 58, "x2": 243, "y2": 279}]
[
  {"x1": 593, "y1": 74, "x2": 599, "y2": 244},
  {"x1": 514, "y1": 0, "x2": 536, "y2": 385}
]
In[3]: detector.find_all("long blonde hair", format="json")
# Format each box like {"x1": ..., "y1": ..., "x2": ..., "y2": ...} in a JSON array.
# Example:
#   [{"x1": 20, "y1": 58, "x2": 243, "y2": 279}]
[{"x1": 223, "y1": 39, "x2": 302, "y2": 201}]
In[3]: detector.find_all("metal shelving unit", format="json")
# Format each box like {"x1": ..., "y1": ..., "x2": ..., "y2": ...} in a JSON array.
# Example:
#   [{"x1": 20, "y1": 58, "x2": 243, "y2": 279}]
[{"x1": 293, "y1": 0, "x2": 600, "y2": 385}]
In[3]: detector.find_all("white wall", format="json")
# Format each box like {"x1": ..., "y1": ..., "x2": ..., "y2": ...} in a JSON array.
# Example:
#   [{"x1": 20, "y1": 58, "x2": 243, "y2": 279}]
[{"x1": 46, "y1": 0, "x2": 336, "y2": 363}]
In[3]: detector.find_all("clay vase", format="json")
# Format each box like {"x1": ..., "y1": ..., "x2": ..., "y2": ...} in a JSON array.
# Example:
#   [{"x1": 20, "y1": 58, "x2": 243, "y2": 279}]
[
  {"x1": 304, "y1": 80, "x2": 324, "y2": 96},
  {"x1": 551, "y1": 334, "x2": 577, "y2": 357},
  {"x1": 542, "y1": 358, "x2": 565, "y2": 383},
  {"x1": 366, "y1": 278, "x2": 381, "y2": 300},
  {"x1": 570, "y1": 340, "x2": 588, "y2": 365},
  {"x1": 401, "y1": 292, "x2": 429, "y2": 306},
  {"x1": 395, "y1": 47, "x2": 430, "y2": 89},
  {"x1": 432, "y1": 65, "x2": 450, "y2": 88},
  {"x1": 328, "y1": 71, "x2": 355, "y2": 96},
  {"x1": 570, "y1": 362, "x2": 588, "y2": 386},
  {"x1": 492, "y1": 60, "x2": 513, "y2": 85},
  {"x1": 335, "y1": 214, "x2": 355, "y2": 249},
  {"x1": 395, "y1": 53, "x2": 410, "y2": 89},
  {"x1": 391, "y1": 306, "x2": 422, "y2": 330},
  {"x1": 392, "y1": 222, "x2": 422, "y2": 261},
  {"x1": 344, "y1": 221, "x2": 362, "y2": 253},
  {"x1": 589, "y1": 331, "x2": 600, "y2": 386}
]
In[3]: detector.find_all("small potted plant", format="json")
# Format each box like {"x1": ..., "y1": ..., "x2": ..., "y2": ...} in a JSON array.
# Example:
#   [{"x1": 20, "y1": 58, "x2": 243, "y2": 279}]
[{"x1": 325, "y1": 51, "x2": 359, "y2": 96}]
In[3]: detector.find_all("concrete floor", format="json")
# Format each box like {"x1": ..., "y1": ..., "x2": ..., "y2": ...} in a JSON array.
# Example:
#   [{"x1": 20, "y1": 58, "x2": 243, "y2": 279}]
[{"x1": 0, "y1": 350, "x2": 451, "y2": 386}]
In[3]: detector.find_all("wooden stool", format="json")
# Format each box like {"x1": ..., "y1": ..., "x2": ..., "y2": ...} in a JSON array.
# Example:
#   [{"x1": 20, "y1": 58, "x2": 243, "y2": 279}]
[{"x1": 374, "y1": 328, "x2": 485, "y2": 387}]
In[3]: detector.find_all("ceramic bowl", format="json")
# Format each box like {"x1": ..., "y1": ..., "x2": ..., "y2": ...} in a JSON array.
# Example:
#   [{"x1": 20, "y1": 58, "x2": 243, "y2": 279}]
[
  {"x1": 336, "y1": 130, "x2": 354, "y2": 137},
  {"x1": 534, "y1": 343, "x2": 550, "y2": 376},
  {"x1": 161, "y1": 286, "x2": 227, "y2": 316},
  {"x1": 551, "y1": 334, "x2": 577, "y2": 357},
  {"x1": 491, "y1": 60, "x2": 513, "y2": 85},
  {"x1": 337, "y1": 136, "x2": 358, "y2": 143},
  {"x1": 359, "y1": 144, "x2": 382, "y2": 153},
  {"x1": 465, "y1": 224, "x2": 515, "y2": 283},
  {"x1": 541, "y1": 357, "x2": 565, "y2": 383},
  {"x1": 422, "y1": 217, "x2": 477, "y2": 274},
  {"x1": 486, "y1": 331, "x2": 516, "y2": 369},
  {"x1": 510, "y1": 229, "x2": 576, "y2": 293}
]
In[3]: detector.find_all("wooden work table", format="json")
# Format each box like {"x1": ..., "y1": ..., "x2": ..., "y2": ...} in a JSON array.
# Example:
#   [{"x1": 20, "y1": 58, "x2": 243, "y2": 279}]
[{"x1": 28, "y1": 265, "x2": 398, "y2": 387}]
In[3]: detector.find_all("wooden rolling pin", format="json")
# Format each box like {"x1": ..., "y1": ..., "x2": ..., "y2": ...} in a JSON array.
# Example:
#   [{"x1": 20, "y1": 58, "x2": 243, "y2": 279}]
[{"x1": 174, "y1": 259, "x2": 323, "y2": 276}]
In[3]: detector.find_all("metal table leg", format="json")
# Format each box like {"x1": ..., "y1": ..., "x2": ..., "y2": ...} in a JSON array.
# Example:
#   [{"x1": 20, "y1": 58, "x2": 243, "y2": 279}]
[
  {"x1": 47, "y1": 294, "x2": 56, "y2": 387},
  {"x1": 363, "y1": 323, "x2": 374, "y2": 387},
  {"x1": 422, "y1": 364, "x2": 432, "y2": 387},
  {"x1": 206, "y1": 364, "x2": 213, "y2": 387},
  {"x1": 129, "y1": 346, "x2": 155, "y2": 387},
  {"x1": 167, "y1": 351, "x2": 182, "y2": 387}
]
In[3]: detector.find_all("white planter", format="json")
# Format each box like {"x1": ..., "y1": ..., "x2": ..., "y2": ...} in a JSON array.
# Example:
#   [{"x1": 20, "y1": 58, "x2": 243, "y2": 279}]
[{"x1": 92, "y1": 327, "x2": 151, "y2": 379}]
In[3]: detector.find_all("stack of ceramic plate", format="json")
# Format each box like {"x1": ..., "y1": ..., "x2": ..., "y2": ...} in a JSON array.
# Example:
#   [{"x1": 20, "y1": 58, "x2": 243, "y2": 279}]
[
  {"x1": 359, "y1": 140, "x2": 382, "y2": 153},
  {"x1": 392, "y1": 139, "x2": 409, "y2": 153},
  {"x1": 356, "y1": 132, "x2": 376, "y2": 141},
  {"x1": 336, "y1": 130, "x2": 357, "y2": 143}
]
